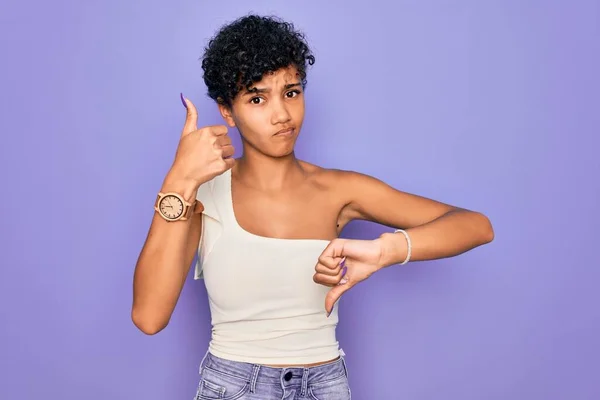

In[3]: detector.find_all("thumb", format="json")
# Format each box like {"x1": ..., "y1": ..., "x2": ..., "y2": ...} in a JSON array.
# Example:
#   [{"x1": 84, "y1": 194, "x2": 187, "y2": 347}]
[
  {"x1": 180, "y1": 93, "x2": 198, "y2": 136},
  {"x1": 325, "y1": 282, "x2": 351, "y2": 316}
]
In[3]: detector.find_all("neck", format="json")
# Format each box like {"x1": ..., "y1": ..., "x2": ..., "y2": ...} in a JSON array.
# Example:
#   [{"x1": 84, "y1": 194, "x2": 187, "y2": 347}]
[{"x1": 234, "y1": 148, "x2": 305, "y2": 191}]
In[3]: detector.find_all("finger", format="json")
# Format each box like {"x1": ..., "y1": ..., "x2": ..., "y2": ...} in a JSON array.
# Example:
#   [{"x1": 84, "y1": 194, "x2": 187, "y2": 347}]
[
  {"x1": 216, "y1": 135, "x2": 232, "y2": 147},
  {"x1": 210, "y1": 125, "x2": 229, "y2": 136},
  {"x1": 313, "y1": 272, "x2": 342, "y2": 287},
  {"x1": 180, "y1": 94, "x2": 198, "y2": 136},
  {"x1": 222, "y1": 157, "x2": 236, "y2": 169},
  {"x1": 318, "y1": 239, "x2": 347, "y2": 270},
  {"x1": 317, "y1": 252, "x2": 345, "y2": 271},
  {"x1": 315, "y1": 263, "x2": 340, "y2": 276},
  {"x1": 315, "y1": 256, "x2": 344, "y2": 276},
  {"x1": 326, "y1": 282, "x2": 351, "y2": 316},
  {"x1": 221, "y1": 144, "x2": 235, "y2": 159},
  {"x1": 314, "y1": 259, "x2": 346, "y2": 283}
]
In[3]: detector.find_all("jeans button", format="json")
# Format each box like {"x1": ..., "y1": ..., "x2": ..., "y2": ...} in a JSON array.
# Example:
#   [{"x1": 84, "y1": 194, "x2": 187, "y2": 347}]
[{"x1": 284, "y1": 371, "x2": 293, "y2": 381}]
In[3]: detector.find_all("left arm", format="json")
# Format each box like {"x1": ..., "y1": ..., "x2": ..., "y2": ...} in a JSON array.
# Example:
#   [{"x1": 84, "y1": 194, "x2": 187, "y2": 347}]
[
  {"x1": 314, "y1": 171, "x2": 494, "y2": 314},
  {"x1": 341, "y1": 171, "x2": 494, "y2": 267}
]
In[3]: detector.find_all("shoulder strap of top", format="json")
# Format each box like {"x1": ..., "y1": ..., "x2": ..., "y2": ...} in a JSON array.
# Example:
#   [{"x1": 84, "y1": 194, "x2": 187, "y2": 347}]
[
  {"x1": 193, "y1": 170, "x2": 233, "y2": 279},
  {"x1": 196, "y1": 173, "x2": 223, "y2": 223}
]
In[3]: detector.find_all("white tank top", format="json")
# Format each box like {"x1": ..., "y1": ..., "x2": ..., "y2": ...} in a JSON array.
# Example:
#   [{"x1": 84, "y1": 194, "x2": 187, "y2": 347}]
[{"x1": 194, "y1": 169, "x2": 341, "y2": 365}]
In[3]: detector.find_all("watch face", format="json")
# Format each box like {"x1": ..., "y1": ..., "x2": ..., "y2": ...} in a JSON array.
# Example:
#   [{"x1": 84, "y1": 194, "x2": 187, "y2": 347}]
[{"x1": 159, "y1": 194, "x2": 184, "y2": 219}]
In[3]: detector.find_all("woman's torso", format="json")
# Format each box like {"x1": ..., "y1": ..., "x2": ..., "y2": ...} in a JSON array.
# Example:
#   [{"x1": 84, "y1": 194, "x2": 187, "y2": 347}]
[{"x1": 195, "y1": 162, "x2": 352, "y2": 367}]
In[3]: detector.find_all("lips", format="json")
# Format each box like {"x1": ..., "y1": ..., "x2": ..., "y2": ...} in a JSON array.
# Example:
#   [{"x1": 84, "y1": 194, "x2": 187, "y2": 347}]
[{"x1": 275, "y1": 127, "x2": 295, "y2": 136}]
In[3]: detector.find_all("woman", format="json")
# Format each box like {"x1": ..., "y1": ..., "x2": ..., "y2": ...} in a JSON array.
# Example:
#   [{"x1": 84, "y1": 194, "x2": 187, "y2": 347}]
[{"x1": 132, "y1": 14, "x2": 494, "y2": 400}]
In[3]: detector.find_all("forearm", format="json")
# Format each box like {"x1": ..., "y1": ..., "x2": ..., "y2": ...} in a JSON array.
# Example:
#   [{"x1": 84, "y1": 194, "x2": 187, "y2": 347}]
[
  {"x1": 378, "y1": 209, "x2": 494, "y2": 268},
  {"x1": 131, "y1": 171, "x2": 202, "y2": 334}
]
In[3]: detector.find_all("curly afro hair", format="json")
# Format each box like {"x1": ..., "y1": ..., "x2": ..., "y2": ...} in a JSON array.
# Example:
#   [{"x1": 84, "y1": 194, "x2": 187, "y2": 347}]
[{"x1": 201, "y1": 15, "x2": 316, "y2": 107}]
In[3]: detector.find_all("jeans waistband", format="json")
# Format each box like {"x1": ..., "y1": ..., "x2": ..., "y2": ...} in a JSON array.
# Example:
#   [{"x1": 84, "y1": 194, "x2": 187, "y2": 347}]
[{"x1": 199, "y1": 350, "x2": 349, "y2": 389}]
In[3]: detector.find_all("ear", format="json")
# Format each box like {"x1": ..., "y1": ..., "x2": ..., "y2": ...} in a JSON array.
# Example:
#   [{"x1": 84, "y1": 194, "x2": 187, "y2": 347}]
[{"x1": 218, "y1": 101, "x2": 236, "y2": 127}]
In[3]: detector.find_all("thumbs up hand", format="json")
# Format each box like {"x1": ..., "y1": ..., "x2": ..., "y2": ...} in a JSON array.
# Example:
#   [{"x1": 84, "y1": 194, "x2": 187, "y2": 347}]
[{"x1": 171, "y1": 93, "x2": 235, "y2": 187}]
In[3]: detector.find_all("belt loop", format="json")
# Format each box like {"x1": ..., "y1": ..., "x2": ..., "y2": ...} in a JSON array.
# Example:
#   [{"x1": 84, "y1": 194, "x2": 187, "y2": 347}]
[
  {"x1": 340, "y1": 356, "x2": 349, "y2": 380},
  {"x1": 249, "y1": 364, "x2": 260, "y2": 393},
  {"x1": 198, "y1": 350, "x2": 209, "y2": 374},
  {"x1": 300, "y1": 367, "x2": 309, "y2": 396}
]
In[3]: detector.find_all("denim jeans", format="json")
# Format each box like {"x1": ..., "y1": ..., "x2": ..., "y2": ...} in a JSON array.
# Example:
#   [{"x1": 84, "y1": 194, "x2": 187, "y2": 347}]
[{"x1": 193, "y1": 351, "x2": 352, "y2": 400}]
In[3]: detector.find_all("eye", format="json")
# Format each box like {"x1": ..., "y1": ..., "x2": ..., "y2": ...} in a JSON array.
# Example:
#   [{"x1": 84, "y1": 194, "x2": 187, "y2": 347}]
[
  {"x1": 286, "y1": 89, "x2": 301, "y2": 98},
  {"x1": 250, "y1": 96, "x2": 264, "y2": 104}
]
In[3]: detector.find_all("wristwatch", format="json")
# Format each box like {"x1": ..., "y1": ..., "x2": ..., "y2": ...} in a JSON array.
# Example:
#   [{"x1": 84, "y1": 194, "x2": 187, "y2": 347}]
[{"x1": 154, "y1": 192, "x2": 204, "y2": 221}]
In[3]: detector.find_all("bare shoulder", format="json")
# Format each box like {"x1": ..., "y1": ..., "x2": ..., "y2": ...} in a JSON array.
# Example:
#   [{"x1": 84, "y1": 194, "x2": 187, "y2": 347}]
[
  {"x1": 301, "y1": 161, "x2": 458, "y2": 229},
  {"x1": 300, "y1": 162, "x2": 372, "y2": 192},
  {"x1": 298, "y1": 162, "x2": 366, "y2": 212},
  {"x1": 298, "y1": 161, "x2": 359, "y2": 191}
]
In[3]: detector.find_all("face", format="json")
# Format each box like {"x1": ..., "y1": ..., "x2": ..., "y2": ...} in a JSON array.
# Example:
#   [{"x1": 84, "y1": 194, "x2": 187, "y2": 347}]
[{"x1": 219, "y1": 65, "x2": 305, "y2": 158}]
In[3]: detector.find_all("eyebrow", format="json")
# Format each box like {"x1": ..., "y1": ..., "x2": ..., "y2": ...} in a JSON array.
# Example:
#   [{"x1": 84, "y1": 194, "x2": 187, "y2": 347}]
[{"x1": 244, "y1": 82, "x2": 301, "y2": 95}]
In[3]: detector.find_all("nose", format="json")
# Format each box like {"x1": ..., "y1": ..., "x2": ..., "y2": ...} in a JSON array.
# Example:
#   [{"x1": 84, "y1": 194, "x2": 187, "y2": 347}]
[{"x1": 270, "y1": 98, "x2": 292, "y2": 125}]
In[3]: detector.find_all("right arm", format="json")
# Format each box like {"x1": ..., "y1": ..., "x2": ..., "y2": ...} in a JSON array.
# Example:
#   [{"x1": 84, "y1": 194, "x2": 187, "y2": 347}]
[
  {"x1": 131, "y1": 172, "x2": 204, "y2": 335},
  {"x1": 131, "y1": 95, "x2": 235, "y2": 335}
]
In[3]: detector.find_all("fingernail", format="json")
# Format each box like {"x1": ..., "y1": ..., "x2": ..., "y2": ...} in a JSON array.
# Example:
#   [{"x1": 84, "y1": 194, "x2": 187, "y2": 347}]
[
  {"x1": 180, "y1": 92, "x2": 187, "y2": 109},
  {"x1": 338, "y1": 268, "x2": 348, "y2": 285},
  {"x1": 327, "y1": 299, "x2": 340, "y2": 317}
]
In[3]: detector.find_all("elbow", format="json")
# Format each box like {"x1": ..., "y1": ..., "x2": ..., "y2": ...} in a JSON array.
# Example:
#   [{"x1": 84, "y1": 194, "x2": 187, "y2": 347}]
[{"x1": 131, "y1": 308, "x2": 168, "y2": 335}]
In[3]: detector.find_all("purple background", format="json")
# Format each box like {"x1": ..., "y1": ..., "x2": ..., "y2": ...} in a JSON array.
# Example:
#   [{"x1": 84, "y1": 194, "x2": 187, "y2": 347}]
[{"x1": 1, "y1": 0, "x2": 599, "y2": 399}]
